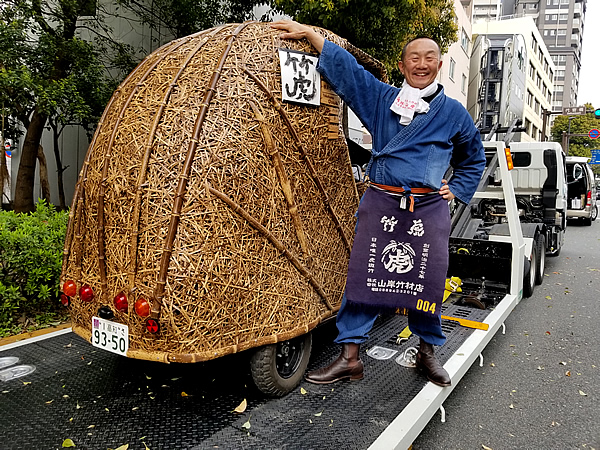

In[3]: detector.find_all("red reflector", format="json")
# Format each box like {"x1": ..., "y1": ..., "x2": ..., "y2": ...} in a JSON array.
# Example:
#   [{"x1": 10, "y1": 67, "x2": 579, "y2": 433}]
[
  {"x1": 113, "y1": 292, "x2": 128, "y2": 312},
  {"x1": 134, "y1": 298, "x2": 150, "y2": 317},
  {"x1": 60, "y1": 293, "x2": 70, "y2": 307},
  {"x1": 79, "y1": 284, "x2": 94, "y2": 302},
  {"x1": 146, "y1": 318, "x2": 160, "y2": 334},
  {"x1": 63, "y1": 280, "x2": 77, "y2": 297}
]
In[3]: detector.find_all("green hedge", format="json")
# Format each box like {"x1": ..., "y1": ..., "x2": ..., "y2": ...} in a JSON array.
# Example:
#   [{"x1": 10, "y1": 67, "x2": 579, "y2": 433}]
[{"x1": 0, "y1": 201, "x2": 69, "y2": 336}]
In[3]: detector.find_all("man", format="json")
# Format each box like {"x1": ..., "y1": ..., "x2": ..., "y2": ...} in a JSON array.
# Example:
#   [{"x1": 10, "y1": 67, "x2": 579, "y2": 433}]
[{"x1": 271, "y1": 20, "x2": 485, "y2": 387}]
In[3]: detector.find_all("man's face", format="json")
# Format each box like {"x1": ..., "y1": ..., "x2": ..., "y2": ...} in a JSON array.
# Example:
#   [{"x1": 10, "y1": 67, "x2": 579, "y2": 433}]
[{"x1": 398, "y1": 39, "x2": 443, "y2": 90}]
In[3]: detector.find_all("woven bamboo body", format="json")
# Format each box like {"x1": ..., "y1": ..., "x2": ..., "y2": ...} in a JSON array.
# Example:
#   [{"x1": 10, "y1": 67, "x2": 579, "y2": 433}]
[{"x1": 61, "y1": 22, "x2": 387, "y2": 363}]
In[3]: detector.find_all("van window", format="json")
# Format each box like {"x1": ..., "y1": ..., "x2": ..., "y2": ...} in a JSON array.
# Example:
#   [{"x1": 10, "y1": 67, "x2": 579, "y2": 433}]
[{"x1": 512, "y1": 152, "x2": 531, "y2": 167}]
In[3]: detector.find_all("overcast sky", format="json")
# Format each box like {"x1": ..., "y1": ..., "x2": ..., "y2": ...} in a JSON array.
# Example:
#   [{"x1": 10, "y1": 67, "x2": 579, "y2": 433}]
[{"x1": 576, "y1": 1, "x2": 598, "y2": 109}]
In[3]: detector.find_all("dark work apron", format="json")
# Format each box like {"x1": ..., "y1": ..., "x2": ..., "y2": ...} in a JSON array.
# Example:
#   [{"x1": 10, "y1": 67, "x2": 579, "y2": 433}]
[{"x1": 345, "y1": 186, "x2": 450, "y2": 318}]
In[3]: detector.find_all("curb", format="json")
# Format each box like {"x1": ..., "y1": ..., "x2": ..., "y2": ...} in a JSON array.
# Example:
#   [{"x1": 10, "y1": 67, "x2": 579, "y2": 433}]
[{"x1": 0, "y1": 323, "x2": 72, "y2": 348}]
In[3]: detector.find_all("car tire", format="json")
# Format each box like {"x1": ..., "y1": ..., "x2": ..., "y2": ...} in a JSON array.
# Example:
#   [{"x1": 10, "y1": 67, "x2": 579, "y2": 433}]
[
  {"x1": 534, "y1": 233, "x2": 545, "y2": 285},
  {"x1": 250, "y1": 332, "x2": 312, "y2": 397},
  {"x1": 523, "y1": 252, "x2": 535, "y2": 298},
  {"x1": 592, "y1": 205, "x2": 598, "y2": 222}
]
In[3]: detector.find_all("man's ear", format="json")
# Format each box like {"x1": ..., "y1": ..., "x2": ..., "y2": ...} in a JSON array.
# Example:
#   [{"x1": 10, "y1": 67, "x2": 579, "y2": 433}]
[
  {"x1": 398, "y1": 60, "x2": 405, "y2": 75},
  {"x1": 438, "y1": 60, "x2": 443, "y2": 71}
]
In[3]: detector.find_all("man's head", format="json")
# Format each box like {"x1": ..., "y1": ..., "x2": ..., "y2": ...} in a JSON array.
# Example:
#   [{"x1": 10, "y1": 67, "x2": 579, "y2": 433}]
[{"x1": 398, "y1": 38, "x2": 443, "y2": 90}]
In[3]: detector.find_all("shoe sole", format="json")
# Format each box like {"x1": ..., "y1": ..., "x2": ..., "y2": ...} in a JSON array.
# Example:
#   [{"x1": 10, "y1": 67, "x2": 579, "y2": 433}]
[{"x1": 304, "y1": 373, "x2": 364, "y2": 385}]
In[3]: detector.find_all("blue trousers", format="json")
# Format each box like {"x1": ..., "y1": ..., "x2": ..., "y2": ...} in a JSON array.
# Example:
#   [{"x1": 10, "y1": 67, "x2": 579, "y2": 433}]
[{"x1": 334, "y1": 292, "x2": 447, "y2": 346}]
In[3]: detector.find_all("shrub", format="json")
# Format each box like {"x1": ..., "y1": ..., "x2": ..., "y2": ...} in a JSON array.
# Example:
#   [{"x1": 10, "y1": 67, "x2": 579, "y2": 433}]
[{"x1": 0, "y1": 201, "x2": 69, "y2": 336}]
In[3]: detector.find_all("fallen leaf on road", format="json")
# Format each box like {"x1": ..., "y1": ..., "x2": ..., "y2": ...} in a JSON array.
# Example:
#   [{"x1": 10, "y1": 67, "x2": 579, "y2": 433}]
[
  {"x1": 579, "y1": 390, "x2": 587, "y2": 396},
  {"x1": 233, "y1": 399, "x2": 247, "y2": 413},
  {"x1": 62, "y1": 439, "x2": 75, "y2": 448},
  {"x1": 300, "y1": 387, "x2": 307, "y2": 395},
  {"x1": 482, "y1": 444, "x2": 493, "y2": 449},
  {"x1": 565, "y1": 371, "x2": 571, "y2": 377},
  {"x1": 314, "y1": 411, "x2": 323, "y2": 417},
  {"x1": 242, "y1": 418, "x2": 251, "y2": 429},
  {"x1": 509, "y1": 404, "x2": 514, "y2": 409}
]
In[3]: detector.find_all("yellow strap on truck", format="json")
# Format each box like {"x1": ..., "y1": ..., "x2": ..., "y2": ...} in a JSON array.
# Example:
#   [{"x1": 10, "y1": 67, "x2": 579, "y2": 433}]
[{"x1": 441, "y1": 315, "x2": 489, "y2": 331}]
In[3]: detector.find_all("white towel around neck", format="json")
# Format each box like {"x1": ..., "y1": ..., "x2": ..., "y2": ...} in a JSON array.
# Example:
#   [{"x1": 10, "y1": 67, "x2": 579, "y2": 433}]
[{"x1": 389, "y1": 81, "x2": 439, "y2": 125}]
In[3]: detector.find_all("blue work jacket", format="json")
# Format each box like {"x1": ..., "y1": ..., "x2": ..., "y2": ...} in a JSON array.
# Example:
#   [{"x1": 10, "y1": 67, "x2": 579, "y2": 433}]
[{"x1": 317, "y1": 39, "x2": 485, "y2": 204}]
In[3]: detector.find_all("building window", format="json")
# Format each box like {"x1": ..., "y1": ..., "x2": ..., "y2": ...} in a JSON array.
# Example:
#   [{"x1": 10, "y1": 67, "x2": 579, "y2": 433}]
[
  {"x1": 529, "y1": 63, "x2": 535, "y2": 78},
  {"x1": 534, "y1": 100, "x2": 540, "y2": 114},
  {"x1": 449, "y1": 58, "x2": 456, "y2": 81},
  {"x1": 461, "y1": 29, "x2": 469, "y2": 54},
  {"x1": 461, "y1": 74, "x2": 467, "y2": 94},
  {"x1": 527, "y1": 90, "x2": 533, "y2": 107},
  {"x1": 536, "y1": 74, "x2": 542, "y2": 89}
]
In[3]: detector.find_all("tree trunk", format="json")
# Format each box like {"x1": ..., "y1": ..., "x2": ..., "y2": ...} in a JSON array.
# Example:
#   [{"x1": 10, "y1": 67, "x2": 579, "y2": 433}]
[
  {"x1": 51, "y1": 122, "x2": 67, "y2": 210},
  {"x1": 14, "y1": 108, "x2": 47, "y2": 213},
  {"x1": 36, "y1": 144, "x2": 51, "y2": 204},
  {"x1": 0, "y1": 147, "x2": 8, "y2": 206}
]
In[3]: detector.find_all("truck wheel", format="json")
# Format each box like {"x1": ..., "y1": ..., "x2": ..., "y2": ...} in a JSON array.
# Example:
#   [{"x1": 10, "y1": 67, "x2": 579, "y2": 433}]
[
  {"x1": 250, "y1": 332, "x2": 312, "y2": 397},
  {"x1": 523, "y1": 252, "x2": 535, "y2": 298},
  {"x1": 534, "y1": 234, "x2": 545, "y2": 285}
]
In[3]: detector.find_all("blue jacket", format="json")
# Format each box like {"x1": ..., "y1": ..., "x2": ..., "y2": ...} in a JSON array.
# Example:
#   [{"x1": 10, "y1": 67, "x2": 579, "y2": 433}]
[{"x1": 317, "y1": 40, "x2": 485, "y2": 204}]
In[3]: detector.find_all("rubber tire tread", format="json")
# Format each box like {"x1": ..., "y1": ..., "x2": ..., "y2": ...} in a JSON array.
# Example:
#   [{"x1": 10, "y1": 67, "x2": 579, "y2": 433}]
[
  {"x1": 250, "y1": 333, "x2": 312, "y2": 397},
  {"x1": 534, "y1": 233, "x2": 545, "y2": 285},
  {"x1": 523, "y1": 252, "x2": 535, "y2": 298}
]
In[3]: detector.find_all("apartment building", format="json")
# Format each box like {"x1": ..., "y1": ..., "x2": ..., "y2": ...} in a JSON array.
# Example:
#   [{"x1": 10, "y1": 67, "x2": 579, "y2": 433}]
[
  {"x1": 474, "y1": 0, "x2": 586, "y2": 112},
  {"x1": 437, "y1": 0, "x2": 474, "y2": 106},
  {"x1": 471, "y1": 17, "x2": 555, "y2": 141}
]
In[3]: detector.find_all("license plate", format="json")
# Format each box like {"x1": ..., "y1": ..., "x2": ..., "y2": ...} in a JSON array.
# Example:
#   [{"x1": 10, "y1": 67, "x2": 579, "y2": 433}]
[{"x1": 91, "y1": 316, "x2": 129, "y2": 356}]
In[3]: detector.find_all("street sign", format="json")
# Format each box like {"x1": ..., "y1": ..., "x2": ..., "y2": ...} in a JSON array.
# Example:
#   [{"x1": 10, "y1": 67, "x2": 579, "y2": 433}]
[
  {"x1": 562, "y1": 106, "x2": 587, "y2": 115},
  {"x1": 590, "y1": 150, "x2": 600, "y2": 165},
  {"x1": 589, "y1": 129, "x2": 600, "y2": 139}
]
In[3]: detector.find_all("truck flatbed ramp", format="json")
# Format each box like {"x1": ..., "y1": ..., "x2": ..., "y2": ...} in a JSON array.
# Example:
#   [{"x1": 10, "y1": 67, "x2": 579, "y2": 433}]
[{"x1": 1, "y1": 300, "x2": 516, "y2": 450}]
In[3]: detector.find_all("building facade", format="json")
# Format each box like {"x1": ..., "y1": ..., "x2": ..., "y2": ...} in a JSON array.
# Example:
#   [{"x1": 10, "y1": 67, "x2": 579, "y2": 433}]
[
  {"x1": 471, "y1": 17, "x2": 555, "y2": 141},
  {"x1": 474, "y1": 0, "x2": 587, "y2": 112},
  {"x1": 437, "y1": 0, "x2": 474, "y2": 106}
]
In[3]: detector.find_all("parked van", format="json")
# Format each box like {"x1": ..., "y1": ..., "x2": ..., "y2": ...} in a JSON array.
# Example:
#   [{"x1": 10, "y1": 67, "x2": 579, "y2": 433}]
[{"x1": 565, "y1": 156, "x2": 597, "y2": 225}]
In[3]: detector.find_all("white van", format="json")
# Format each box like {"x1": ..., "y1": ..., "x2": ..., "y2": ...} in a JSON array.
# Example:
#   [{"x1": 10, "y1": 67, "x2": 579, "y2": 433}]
[{"x1": 565, "y1": 156, "x2": 598, "y2": 225}]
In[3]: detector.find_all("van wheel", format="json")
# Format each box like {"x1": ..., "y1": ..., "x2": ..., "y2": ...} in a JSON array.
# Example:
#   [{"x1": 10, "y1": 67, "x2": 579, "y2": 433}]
[
  {"x1": 534, "y1": 234, "x2": 545, "y2": 285},
  {"x1": 250, "y1": 333, "x2": 312, "y2": 397},
  {"x1": 591, "y1": 205, "x2": 598, "y2": 222},
  {"x1": 523, "y1": 252, "x2": 535, "y2": 298}
]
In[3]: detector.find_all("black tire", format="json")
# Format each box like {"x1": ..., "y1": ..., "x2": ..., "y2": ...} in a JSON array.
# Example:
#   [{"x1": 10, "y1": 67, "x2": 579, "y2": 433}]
[
  {"x1": 250, "y1": 332, "x2": 312, "y2": 397},
  {"x1": 523, "y1": 251, "x2": 535, "y2": 298},
  {"x1": 592, "y1": 205, "x2": 598, "y2": 222},
  {"x1": 534, "y1": 233, "x2": 545, "y2": 286}
]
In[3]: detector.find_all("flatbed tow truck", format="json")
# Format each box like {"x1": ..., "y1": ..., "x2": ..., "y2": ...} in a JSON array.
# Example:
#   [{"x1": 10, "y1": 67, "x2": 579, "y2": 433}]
[{"x1": 0, "y1": 141, "x2": 527, "y2": 449}]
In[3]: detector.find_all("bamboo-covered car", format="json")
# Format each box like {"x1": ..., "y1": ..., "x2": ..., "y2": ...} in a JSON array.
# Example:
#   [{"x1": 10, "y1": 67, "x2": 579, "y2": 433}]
[{"x1": 60, "y1": 21, "x2": 387, "y2": 396}]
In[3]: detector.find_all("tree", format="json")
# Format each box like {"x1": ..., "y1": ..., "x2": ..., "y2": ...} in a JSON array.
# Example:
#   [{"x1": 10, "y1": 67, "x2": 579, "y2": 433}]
[
  {"x1": 551, "y1": 103, "x2": 600, "y2": 159},
  {"x1": 0, "y1": 1, "x2": 123, "y2": 213},
  {"x1": 272, "y1": 0, "x2": 458, "y2": 85},
  {"x1": 117, "y1": 0, "x2": 269, "y2": 40}
]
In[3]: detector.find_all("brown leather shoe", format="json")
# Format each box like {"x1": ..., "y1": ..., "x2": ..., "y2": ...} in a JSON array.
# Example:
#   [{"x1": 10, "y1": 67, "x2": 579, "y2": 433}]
[
  {"x1": 416, "y1": 339, "x2": 451, "y2": 387},
  {"x1": 305, "y1": 343, "x2": 364, "y2": 384}
]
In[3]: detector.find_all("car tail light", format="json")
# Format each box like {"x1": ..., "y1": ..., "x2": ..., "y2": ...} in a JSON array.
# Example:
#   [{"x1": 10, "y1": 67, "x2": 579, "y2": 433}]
[
  {"x1": 79, "y1": 284, "x2": 94, "y2": 302},
  {"x1": 60, "y1": 293, "x2": 70, "y2": 307},
  {"x1": 134, "y1": 298, "x2": 150, "y2": 317},
  {"x1": 63, "y1": 280, "x2": 77, "y2": 297},
  {"x1": 146, "y1": 318, "x2": 160, "y2": 334},
  {"x1": 113, "y1": 292, "x2": 128, "y2": 312},
  {"x1": 586, "y1": 191, "x2": 591, "y2": 206}
]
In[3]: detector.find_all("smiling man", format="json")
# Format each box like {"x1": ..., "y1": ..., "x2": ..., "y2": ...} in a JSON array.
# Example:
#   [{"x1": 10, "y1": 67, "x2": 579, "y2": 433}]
[{"x1": 271, "y1": 20, "x2": 485, "y2": 388}]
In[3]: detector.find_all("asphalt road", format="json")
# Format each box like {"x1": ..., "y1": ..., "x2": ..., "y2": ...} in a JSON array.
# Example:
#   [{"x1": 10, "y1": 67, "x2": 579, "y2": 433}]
[{"x1": 413, "y1": 219, "x2": 600, "y2": 450}]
